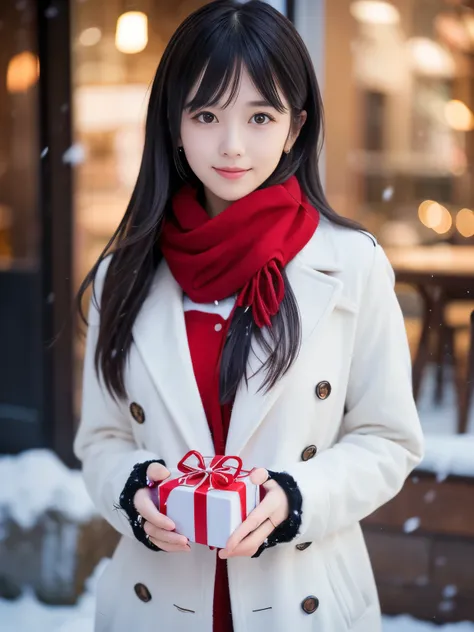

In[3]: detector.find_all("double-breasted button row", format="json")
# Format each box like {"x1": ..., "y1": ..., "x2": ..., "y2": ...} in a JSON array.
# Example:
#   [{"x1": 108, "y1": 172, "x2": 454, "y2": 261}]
[
  {"x1": 302, "y1": 595, "x2": 319, "y2": 614},
  {"x1": 134, "y1": 583, "x2": 152, "y2": 602},
  {"x1": 315, "y1": 380, "x2": 331, "y2": 400},
  {"x1": 134, "y1": 582, "x2": 318, "y2": 614},
  {"x1": 130, "y1": 402, "x2": 145, "y2": 424},
  {"x1": 129, "y1": 382, "x2": 331, "y2": 424}
]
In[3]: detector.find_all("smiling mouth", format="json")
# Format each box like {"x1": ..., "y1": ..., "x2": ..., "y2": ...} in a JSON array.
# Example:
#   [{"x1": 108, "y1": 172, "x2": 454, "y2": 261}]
[
  {"x1": 213, "y1": 167, "x2": 251, "y2": 179},
  {"x1": 213, "y1": 167, "x2": 251, "y2": 172}
]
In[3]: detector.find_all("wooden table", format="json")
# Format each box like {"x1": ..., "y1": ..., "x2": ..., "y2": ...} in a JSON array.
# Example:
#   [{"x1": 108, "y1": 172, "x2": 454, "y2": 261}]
[{"x1": 385, "y1": 245, "x2": 474, "y2": 433}]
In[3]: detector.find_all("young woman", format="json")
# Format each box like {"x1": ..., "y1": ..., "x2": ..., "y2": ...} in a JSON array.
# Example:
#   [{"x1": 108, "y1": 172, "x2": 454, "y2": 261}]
[{"x1": 74, "y1": 2, "x2": 424, "y2": 631}]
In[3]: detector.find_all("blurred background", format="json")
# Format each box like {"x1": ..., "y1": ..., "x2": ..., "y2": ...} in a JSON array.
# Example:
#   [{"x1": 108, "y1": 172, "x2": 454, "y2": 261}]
[{"x1": 0, "y1": 0, "x2": 473, "y2": 630}]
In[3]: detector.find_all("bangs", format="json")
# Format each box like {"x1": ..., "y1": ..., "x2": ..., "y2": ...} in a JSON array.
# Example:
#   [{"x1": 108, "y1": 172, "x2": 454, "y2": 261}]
[{"x1": 183, "y1": 28, "x2": 288, "y2": 114}]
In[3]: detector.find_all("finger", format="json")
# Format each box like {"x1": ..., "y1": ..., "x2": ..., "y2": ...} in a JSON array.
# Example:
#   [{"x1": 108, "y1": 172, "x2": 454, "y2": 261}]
[
  {"x1": 249, "y1": 467, "x2": 269, "y2": 486},
  {"x1": 219, "y1": 518, "x2": 274, "y2": 559},
  {"x1": 144, "y1": 522, "x2": 188, "y2": 546},
  {"x1": 147, "y1": 462, "x2": 171, "y2": 483},
  {"x1": 134, "y1": 488, "x2": 175, "y2": 531},
  {"x1": 149, "y1": 536, "x2": 191, "y2": 553},
  {"x1": 225, "y1": 499, "x2": 275, "y2": 552}
]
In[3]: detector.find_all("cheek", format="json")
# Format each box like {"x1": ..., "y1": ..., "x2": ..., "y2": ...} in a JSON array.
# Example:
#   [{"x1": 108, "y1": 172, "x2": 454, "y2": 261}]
[{"x1": 252, "y1": 124, "x2": 288, "y2": 152}]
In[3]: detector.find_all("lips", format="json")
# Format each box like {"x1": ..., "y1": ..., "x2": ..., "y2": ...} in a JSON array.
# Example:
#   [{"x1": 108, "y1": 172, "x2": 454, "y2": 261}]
[
  {"x1": 213, "y1": 167, "x2": 251, "y2": 180},
  {"x1": 214, "y1": 167, "x2": 249, "y2": 173}
]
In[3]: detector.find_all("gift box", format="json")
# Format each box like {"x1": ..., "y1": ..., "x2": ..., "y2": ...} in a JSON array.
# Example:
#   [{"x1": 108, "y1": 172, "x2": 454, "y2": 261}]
[{"x1": 156, "y1": 450, "x2": 260, "y2": 549}]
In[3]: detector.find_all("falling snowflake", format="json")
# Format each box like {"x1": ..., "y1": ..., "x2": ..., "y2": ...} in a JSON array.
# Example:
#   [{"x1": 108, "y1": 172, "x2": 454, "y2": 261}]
[
  {"x1": 382, "y1": 186, "x2": 394, "y2": 201},
  {"x1": 423, "y1": 490, "x2": 436, "y2": 503},
  {"x1": 403, "y1": 517, "x2": 420, "y2": 533},
  {"x1": 442, "y1": 585, "x2": 457, "y2": 599},
  {"x1": 62, "y1": 144, "x2": 85, "y2": 165}
]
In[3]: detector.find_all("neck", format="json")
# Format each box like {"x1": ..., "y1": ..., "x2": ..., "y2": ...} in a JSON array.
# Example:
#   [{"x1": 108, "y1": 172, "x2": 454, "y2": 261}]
[{"x1": 203, "y1": 185, "x2": 232, "y2": 218}]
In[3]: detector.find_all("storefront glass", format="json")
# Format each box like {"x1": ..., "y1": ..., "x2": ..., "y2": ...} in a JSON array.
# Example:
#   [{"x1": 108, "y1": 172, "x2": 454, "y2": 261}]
[
  {"x1": 0, "y1": 0, "x2": 39, "y2": 269},
  {"x1": 71, "y1": 0, "x2": 210, "y2": 417}
]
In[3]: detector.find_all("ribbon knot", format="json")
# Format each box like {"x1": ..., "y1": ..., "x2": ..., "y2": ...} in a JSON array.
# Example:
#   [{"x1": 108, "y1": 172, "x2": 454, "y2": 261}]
[
  {"x1": 177, "y1": 450, "x2": 248, "y2": 491},
  {"x1": 236, "y1": 259, "x2": 285, "y2": 328}
]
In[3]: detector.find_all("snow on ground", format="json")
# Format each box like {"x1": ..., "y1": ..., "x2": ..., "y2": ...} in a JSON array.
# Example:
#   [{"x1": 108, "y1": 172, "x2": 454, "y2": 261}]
[
  {"x1": 0, "y1": 559, "x2": 107, "y2": 632},
  {"x1": 415, "y1": 365, "x2": 474, "y2": 478},
  {"x1": 383, "y1": 617, "x2": 474, "y2": 632}
]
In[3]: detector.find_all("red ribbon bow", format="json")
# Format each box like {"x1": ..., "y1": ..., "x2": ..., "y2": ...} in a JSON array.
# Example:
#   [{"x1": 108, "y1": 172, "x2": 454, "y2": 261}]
[
  {"x1": 177, "y1": 450, "x2": 248, "y2": 490},
  {"x1": 158, "y1": 451, "x2": 252, "y2": 546}
]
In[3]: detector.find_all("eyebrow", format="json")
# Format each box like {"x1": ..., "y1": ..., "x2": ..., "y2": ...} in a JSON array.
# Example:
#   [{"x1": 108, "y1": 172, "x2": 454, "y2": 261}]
[
  {"x1": 185, "y1": 98, "x2": 278, "y2": 110},
  {"x1": 246, "y1": 99, "x2": 276, "y2": 107}
]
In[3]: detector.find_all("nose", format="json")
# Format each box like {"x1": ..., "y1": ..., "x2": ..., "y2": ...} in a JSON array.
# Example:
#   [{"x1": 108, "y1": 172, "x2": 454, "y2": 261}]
[{"x1": 219, "y1": 125, "x2": 245, "y2": 158}]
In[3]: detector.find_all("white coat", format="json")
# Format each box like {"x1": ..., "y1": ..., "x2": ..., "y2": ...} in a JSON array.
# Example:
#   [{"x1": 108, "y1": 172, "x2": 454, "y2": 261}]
[{"x1": 74, "y1": 216, "x2": 424, "y2": 632}]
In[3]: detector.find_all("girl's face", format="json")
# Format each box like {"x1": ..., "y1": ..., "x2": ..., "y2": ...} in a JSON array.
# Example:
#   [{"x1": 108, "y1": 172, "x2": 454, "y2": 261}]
[{"x1": 180, "y1": 66, "x2": 306, "y2": 217}]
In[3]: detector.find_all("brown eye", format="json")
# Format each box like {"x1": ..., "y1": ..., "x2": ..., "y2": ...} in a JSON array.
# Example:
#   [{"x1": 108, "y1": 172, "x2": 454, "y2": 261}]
[
  {"x1": 252, "y1": 113, "x2": 271, "y2": 125},
  {"x1": 197, "y1": 112, "x2": 216, "y2": 124}
]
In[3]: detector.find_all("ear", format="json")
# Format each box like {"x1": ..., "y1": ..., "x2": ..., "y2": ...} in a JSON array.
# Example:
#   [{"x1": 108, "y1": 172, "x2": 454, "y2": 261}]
[{"x1": 284, "y1": 110, "x2": 307, "y2": 153}]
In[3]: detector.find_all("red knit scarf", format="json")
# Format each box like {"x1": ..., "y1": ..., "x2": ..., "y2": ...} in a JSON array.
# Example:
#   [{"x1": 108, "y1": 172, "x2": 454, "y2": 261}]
[{"x1": 161, "y1": 176, "x2": 319, "y2": 328}]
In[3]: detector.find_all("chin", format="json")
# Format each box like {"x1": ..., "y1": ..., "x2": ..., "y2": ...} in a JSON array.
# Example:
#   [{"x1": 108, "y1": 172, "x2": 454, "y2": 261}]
[{"x1": 206, "y1": 175, "x2": 261, "y2": 202}]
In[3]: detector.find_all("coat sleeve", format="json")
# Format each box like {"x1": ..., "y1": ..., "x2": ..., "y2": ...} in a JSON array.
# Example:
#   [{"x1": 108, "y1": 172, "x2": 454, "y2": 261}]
[
  {"x1": 284, "y1": 244, "x2": 424, "y2": 544},
  {"x1": 73, "y1": 256, "x2": 160, "y2": 538}
]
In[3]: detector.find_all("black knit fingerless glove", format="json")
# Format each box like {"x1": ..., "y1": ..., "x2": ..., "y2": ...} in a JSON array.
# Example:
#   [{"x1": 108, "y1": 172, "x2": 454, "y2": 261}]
[
  {"x1": 118, "y1": 459, "x2": 166, "y2": 552},
  {"x1": 251, "y1": 470, "x2": 303, "y2": 559}
]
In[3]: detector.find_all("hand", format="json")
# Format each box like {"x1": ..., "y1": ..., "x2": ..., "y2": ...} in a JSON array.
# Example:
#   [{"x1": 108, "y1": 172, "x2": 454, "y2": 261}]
[
  {"x1": 218, "y1": 468, "x2": 289, "y2": 559},
  {"x1": 134, "y1": 462, "x2": 190, "y2": 553}
]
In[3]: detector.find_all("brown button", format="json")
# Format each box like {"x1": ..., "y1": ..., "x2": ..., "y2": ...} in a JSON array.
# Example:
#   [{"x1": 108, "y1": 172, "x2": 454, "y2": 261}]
[
  {"x1": 315, "y1": 381, "x2": 331, "y2": 400},
  {"x1": 301, "y1": 596, "x2": 319, "y2": 614},
  {"x1": 301, "y1": 445, "x2": 317, "y2": 461},
  {"x1": 130, "y1": 402, "x2": 145, "y2": 424},
  {"x1": 134, "y1": 583, "x2": 152, "y2": 602},
  {"x1": 296, "y1": 542, "x2": 312, "y2": 551}
]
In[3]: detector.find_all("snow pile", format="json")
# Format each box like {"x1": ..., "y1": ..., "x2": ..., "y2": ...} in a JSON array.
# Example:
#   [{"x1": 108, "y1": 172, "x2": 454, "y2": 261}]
[
  {"x1": 0, "y1": 450, "x2": 96, "y2": 529},
  {"x1": 417, "y1": 436, "x2": 474, "y2": 481},
  {"x1": 0, "y1": 558, "x2": 108, "y2": 632},
  {"x1": 383, "y1": 616, "x2": 474, "y2": 632}
]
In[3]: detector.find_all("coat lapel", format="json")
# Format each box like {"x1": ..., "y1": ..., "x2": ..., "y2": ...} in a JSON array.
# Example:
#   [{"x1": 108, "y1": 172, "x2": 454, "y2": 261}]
[
  {"x1": 225, "y1": 219, "x2": 345, "y2": 456},
  {"x1": 132, "y1": 260, "x2": 215, "y2": 457}
]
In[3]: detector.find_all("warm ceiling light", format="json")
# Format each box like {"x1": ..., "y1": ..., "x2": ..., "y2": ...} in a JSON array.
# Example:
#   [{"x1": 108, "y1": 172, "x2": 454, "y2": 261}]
[
  {"x1": 407, "y1": 37, "x2": 455, "y2": 78},
  {"x1": 6, "y1": 51, "x2": 39, "y2": 93},
  {"x1": 79, "y1": 27, "x2": 102, "y2": 47},
  {"x1": 115, "y1": 11, "x2": 148, "y2": 54},
  {"x1": 445, "y1": 99, "x2": 474, "y2": 131},
  {"x1": 350, "y1": 1, "x2": 400, "y2": 25},
  {"x1": 432, "y1": 206, "x2": 453, "y2": 235},
  {"x1": 456, "y1": 208, "x2": 474, "y2": 238},
  {"x1": 418, "y1": 200, "x2": 443, "y2": 229}
]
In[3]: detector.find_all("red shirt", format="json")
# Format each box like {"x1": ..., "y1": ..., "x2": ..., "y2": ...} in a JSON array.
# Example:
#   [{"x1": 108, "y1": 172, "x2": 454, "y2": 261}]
[{"x1": 184, "y1": 309, "x2": 234, "y2": 632}]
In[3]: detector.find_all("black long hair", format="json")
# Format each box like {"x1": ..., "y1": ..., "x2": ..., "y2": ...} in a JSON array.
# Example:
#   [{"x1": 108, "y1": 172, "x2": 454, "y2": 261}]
[{"x1": 77, "y1": 0, "x2": 366, "y2": 404}]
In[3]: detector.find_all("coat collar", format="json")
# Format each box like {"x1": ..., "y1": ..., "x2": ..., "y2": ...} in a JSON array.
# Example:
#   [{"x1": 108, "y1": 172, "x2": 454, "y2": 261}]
[{"x1": 132, "y1": 218, "x2": 347, "y2": 458}]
